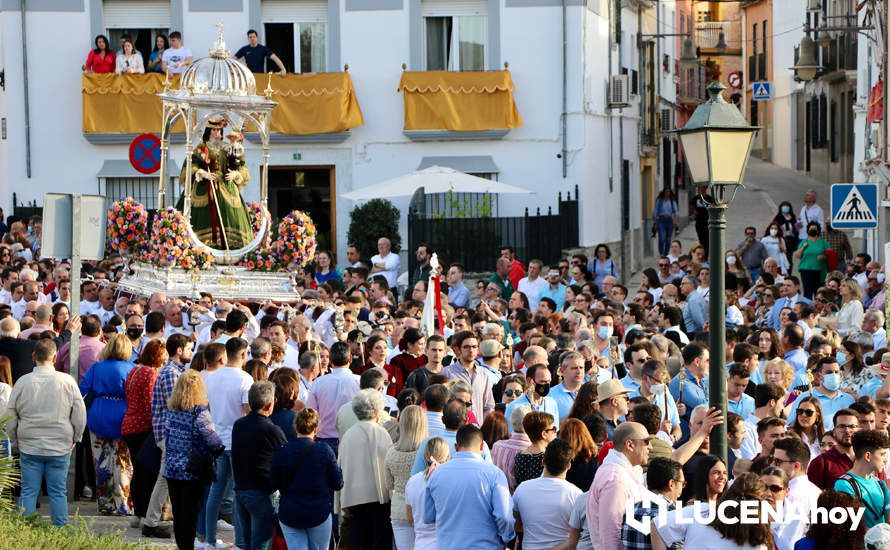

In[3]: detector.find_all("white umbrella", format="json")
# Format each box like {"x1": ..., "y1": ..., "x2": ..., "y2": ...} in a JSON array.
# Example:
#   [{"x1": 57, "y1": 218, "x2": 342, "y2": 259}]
[{"x1": 341, "y1": 165, "x2": 532, "y2": 200}]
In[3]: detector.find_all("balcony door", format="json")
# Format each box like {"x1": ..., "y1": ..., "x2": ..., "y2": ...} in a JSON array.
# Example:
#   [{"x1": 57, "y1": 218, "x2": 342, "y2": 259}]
[
  {"x1": 422, "y1": 0, "x2": 486, "y2": 71},
  {"x1": 262, "y1": 0, "x2": 327, "y2": 74}
]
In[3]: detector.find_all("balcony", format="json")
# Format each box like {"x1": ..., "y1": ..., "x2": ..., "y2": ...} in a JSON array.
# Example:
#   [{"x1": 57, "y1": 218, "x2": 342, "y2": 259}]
[
  {"x1": 397, "y1": 70, "x2": 523, "y2": 141},
  {"x1": 677, "y1": 64, "x2": 707, "y2": 106},
  {"x1": 696, "y1": 21, "x2": 740, "y2": 52},
  {"x1": 81, "y1": 72, "x2": 364, "y2": 144},
  {"x1": 821, "y1": 32, "x2": 858, "y2": 82}
]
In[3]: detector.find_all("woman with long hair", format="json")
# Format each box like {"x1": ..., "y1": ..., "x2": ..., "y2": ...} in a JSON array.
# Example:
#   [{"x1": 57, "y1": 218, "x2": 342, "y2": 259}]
[
  {"x1": 689, "y1": 454, "x2": 728, "y2": 504},
  {"x1": 761, "y1": 222, "x2": 790, "y2": 274},
  {"x1": 640, "y1": 267, "x2": 663, "y2": 303},
  {"x1": 364, "y1": 334, "x2": 399, "y2": 397},
  {"x1": 759, "y1": 465, "x2": 791, "y2": 546},
  {"x1": 654, "y1": 473, "x2": 775, "y2": 549},
  {"x1": 115, "y1": 39, "x2": 144, "y2": 74},
  {"x1": 794, "y1": 490, "x2": 866, "y2": 549},
  {"x1": 51, "y1": 302, "x2": 69, "y2": 335},
  {"x1": 85, "y1": 34, "x2": 115, "y2": 73},
  {"x1": 480, "y1": 412, "x2": 509, "y2": 451},
  {"x1": 588, "y1": 243, "x2": 617, "y2": 287},
  {"x1": 79, "y1": 333, "x2": 135, "y2": 515},
  {"x1": 838, "y1": 339, "x2": 872, "y2": 397},
  {"x1": 404, "y1": 437, "x2": 450, "y2": 550},
  {"x1": 147, "y1": 34, "x2": 168, "y2": 73},
  {"x1": 385, "y1": 405, "x2": 429, "y2": 550},
  {"x1": 567, "y1": 381, "x2": 599, "y2": 421},
  {"x1": 652, "y1": 187, "x2": 680, "y2": 257},
  {"x1": 163, "y1": 371, "x2": 225, "y2": 550},
  {"x1": 756, "y1": 329, "x2": 784, "y2": 369},
  {"x1": 559, "y1": 418, "x2": 597, "y2": 491},
  {"x1": 725, "y1": 250, "x2": 751, "y2": 290},
  {"x1": 820, "y1": 278, "x2": 865, "y2": 338},
  {"x1": 773, "y1": 200, "x2": 799, "y2": 269},
  {"x1": 121, "y1": 339, "x2": 167, "y2": 526},
  {"x1": 789, "y1": 396, "x2": 825, "y2": 458}
]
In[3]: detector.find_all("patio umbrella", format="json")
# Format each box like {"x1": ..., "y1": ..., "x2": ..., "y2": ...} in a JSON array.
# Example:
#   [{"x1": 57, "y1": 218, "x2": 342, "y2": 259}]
[{"x1": 341, "y1": 165, "x2": 532, "y2": 200}]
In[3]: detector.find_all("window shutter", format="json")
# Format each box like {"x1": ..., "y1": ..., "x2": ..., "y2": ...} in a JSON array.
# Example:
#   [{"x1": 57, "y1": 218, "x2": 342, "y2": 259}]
[
  {"x1": 262, "y1": 0, "x2": 328, "y2": 23},
  {"x1": 422, "y1": 0, "x2": 487, "y2": 17},
  {"x1": 103, "y1": 0, "x2": 171, "y2": 29}
]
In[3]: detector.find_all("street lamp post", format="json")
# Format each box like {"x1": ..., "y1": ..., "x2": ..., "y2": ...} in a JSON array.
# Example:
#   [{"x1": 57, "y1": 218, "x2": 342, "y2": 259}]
[{"x1": 673, "y1": 82, "x2": 759, "y2": 464}]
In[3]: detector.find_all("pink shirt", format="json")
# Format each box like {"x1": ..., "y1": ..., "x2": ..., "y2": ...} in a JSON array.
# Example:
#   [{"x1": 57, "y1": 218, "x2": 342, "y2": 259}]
[
  {"x1": 587, "y1": 449, "x2": 645, "y2": 550},
  {"x1": 491, "y1": 433, "x2": 531, "y2": 492},
  {"x1": 55, "y1": 335, "x2": 105, "y2": 381},
  {"x1": 305, "y1": 367, "x2": 360, "y2": 439},
  {"x1": 19, "y1": 323, "x2": 53, "y2": 340}
]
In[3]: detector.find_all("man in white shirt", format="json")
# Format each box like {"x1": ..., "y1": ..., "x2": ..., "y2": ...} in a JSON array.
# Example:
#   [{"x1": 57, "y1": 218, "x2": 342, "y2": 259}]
[
  {"x1": 370, "y1": 237, "x2": 400, "y2": 289},
  {"x1": 517, "y1": 259, "x2": 548, "y2": 311},
  {"x1": 659, "y1": 305, "x2": 689, "y2": 346},
  {"x1": 268, "y1": 320, "x2": 299, "y2": 369},
  {"x1": 740, "y1": 382, "x2": 785, "y2": 459},
  {"x1": 203, "y1": 338, "x2": 254, "y2": 548},
  {"x1": 0, "y1": 267, "x2": 18, "y2": 305},
  {"x1": 514, "y1": 439, "x2": 582, "y2": 549},
  {"x1": 96, "y1": 287, "x2": 117, "y2": 326},
  {"x1": 772, "y1": 437, "x2": 821, "y2": 549},
  {"x1": 161, "y1": 31, "x2": 193, "y2": 74},
  {"x1": 797, "y1": 189, "x2": 825, "y2": 240},
  {"x1": 863, "y1": 309, "x2": 887, "y2": 351},
  {"x1": 79, "y1": 280, "x2": 101, "y2": 316}
]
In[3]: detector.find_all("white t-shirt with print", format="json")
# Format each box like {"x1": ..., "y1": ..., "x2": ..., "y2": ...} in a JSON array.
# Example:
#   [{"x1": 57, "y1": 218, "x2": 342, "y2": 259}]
[{"x1": 162, "y1": 47, "x2": 193, "y2": 74}]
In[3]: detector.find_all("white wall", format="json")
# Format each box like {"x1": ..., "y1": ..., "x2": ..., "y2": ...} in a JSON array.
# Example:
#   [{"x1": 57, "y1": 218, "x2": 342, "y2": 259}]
[
  {"x1": 0, "y1": 1, "x2": 641, "y2": 264},
  {"x1": 771, "y1": 0, "x2": 806, "y2": 169}
]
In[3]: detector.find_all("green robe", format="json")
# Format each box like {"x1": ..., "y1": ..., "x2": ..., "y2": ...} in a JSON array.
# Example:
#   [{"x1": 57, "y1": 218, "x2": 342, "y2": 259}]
[{"x1": 177, "y1": 140, "x2": 253, "y2": 249}]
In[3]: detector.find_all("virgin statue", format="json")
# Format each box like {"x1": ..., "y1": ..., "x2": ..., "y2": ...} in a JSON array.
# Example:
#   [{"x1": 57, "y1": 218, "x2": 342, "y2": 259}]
[{"x1": 177, "y1": 117, "x2": 253, "y2": 249}]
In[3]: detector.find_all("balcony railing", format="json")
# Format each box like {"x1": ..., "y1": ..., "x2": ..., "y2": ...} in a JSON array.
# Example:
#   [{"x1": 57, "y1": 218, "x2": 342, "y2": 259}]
[{"x1": 696, "y1": 21, "x2": 735, "y2": 50}]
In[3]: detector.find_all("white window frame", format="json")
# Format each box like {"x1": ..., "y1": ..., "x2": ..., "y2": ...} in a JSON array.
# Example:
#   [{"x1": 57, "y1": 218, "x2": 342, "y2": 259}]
[
  {"x1": 262, "y1": 0, "x2": 328, "y2": 74},
  {"x1": 421, "y1": 0, "x2": 487, "y2": 71}
]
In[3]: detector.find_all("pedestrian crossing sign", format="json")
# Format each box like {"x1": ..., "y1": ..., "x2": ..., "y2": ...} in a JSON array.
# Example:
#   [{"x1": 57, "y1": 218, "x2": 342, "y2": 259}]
[
  {"x1": 752, "y1": 82, "x2": 772, "y2": 101},
  {"x1": 830, "y1": 183, "x2": 879, "y2": 229}
]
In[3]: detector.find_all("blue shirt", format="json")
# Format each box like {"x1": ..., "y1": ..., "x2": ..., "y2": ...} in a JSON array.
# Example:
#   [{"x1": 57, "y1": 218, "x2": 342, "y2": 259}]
[
  {"x1": 549, "y1": 382, "x2": 578, "y2": 420},
  {"x1": 834, "y1": 472, "x2": 890, "y2": 528},
  {"x1": 503, "y1": 393, "x2": 560, "y2": 434},
  {"x1": 860, "y1": 376, "x2": 884, "y2": 398},
  {"x1": 448, "y1": 282, "x2": 470, "y2": 308},
  {"x1": 272, "y1": 438, "x2": 343, "y2": 529},
  {"x1": 784, "y1": 348, "x2": 808, "y2": 373},
  {"x1": 411, "y1": 431, "x2": 493, "y2": 475},
  {"x1": 424, "y1": 451, "x2": 515, "y2": 549},
  {"x1": 163, "y1": 406, "x2": 225, "y2": 481},
  {"x1": 620, "y1": 374, "x2": 641, "y2": 394},
  {"x1": 628, "y1": 388, "x2": 681, "y2": 427},
  {"x1": 668, "y1": 368, "x2": 708, "y2": 422},
  {"x1": 539, "y1": 284, "x2": 567, "y2": 311},
  {"x1": 683, "y1": 290, "x2": 707, "y2": 334},
  {"x1": 727, "y1": 393, "x2": 755, "y2": 418},
  {"x1": 79, "y1": 358, "x2": 134, "y2": 440},
  {"x1": 786, "y1": 387, "x2": 855, "y2": 430},
  {"x1": 769, "y1": 295, "x2": 814, "y2": 329}
]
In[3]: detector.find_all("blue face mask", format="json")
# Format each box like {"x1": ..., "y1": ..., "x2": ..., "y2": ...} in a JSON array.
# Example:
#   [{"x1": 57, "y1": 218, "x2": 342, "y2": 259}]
[
  {"x1": 781, "y1": 205, "x2": 791, "y2": 214},
  {"x1": 597, "y1": 326, "x2": 613, "y2": 341},
  {"x1": 836, "y1": 351, "x2": 846, "y2": 365},
  {"x1": 822, "y1": 372, "x2": 841, "y2": 391}
]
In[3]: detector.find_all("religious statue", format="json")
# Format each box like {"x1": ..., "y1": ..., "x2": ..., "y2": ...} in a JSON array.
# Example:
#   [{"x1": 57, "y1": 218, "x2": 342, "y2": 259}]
[{"x1": 177, "y1": 117, "x2": 253, "y2": 249}]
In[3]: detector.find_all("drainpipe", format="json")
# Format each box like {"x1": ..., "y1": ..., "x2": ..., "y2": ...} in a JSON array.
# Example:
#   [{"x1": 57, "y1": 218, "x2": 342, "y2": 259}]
[
  {"x1": 21, "y1": 0, "x2": 31, "y2": 178},
  {"x1": 618, "y1": 1, "x2": 629, "y2": 281},
  {"x1": 562, "y1": 0, "x2": 568, "y2": 178},
  {"x1": 607, "y1": 0, "x2": 614, "y2": 195}
]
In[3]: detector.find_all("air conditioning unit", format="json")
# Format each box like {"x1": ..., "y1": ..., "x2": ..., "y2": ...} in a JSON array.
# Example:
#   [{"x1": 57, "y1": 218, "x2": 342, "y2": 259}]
[
  {"x1": 660, "y1": 108, "x2": 674, "y2": 132},
  {"x1": 609, "y1": 75, "x2": 630, "y2": 108}
]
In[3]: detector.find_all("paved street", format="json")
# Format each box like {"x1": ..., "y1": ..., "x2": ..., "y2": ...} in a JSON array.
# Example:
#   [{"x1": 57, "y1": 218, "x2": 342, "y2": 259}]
[{"x1": 635, "y1": 157, "x2": 842, "y2": 280}]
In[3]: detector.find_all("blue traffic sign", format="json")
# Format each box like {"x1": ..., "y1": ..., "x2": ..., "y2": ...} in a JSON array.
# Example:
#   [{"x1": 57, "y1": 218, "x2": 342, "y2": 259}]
[
  {"x1": 752, "y1": 81, "x2": 771, "y2": 101},
  {"x1": 830, "y1": 183, "x2": 879, "y2": 229}
]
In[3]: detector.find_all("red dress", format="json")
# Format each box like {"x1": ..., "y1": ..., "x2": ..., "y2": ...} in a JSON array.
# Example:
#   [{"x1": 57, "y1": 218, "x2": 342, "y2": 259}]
[
  {"x1": 85, "y1": 50, "x2": 116, "y2": 73},
  {"x1": 121, "y1": 365, "x2": 159, "y2": 436},
  {"x1": 389, "y1": 352, "x2": 427, "y2": 394},
  {"x1": 365, "y1": 361, "x2": 401, "y2": 398}
]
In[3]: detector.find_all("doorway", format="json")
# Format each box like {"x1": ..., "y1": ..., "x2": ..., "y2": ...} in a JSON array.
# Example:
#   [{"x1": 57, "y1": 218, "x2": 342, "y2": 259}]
[{"x1": 268, "y1": 166, "x2": 336, "y2": 252}]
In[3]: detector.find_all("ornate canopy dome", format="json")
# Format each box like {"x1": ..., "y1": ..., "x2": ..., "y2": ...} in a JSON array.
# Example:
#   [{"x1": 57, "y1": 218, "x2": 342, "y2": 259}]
[{"x1": 178, "y1": 27, "x2": 256, "y2": 97}]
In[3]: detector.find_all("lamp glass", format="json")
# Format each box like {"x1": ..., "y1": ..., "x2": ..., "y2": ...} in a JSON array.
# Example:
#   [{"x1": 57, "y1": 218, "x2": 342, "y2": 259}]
[
  {"x1": 795, "y1": 66, "x2": 818, "y2": 81},
  {"x1": 679, "y1": 132, "x2": 710, "y2": 183},
  {"x1": 708, "y1": 130, "x2": 756, "y2": 184}
]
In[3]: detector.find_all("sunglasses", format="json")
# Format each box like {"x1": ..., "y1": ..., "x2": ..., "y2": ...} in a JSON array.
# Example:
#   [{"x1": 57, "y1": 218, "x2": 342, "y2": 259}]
[
  {"x1": 544, "y1": 427, "x2": 558, "y2": 433},
  {"x1": 504, "y1": 389, "x2": 522, "y2": 397},
  {"x1": 797, "y1": 409, "x2": 816, "y2": 417},
  {"x1": 658, "y1": 263, "x2": 669, "y2": 267},
  {"x1": 770, "y1": 456, "x2": 795, "y2": 465},
  {"x1": 765, "y1": 484, "x2": 786, "y2": 493}
]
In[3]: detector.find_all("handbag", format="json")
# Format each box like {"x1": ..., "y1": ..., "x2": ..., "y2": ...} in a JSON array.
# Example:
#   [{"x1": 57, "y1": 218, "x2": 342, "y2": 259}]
[{"x1": 184, "y1": 409, "x2": 216, "y2": 483}]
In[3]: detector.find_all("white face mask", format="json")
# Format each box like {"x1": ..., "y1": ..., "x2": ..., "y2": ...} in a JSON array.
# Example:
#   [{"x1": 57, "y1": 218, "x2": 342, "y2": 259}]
[
  {"x1": 650, "y1": 383, "x2": 666, "y2": 395},
  {"x1": 769, "y1": 228, "x2": 778, "y2": 237},
  {"x1": 726, "y1": 256, "x2": 737, "y2": 266}
]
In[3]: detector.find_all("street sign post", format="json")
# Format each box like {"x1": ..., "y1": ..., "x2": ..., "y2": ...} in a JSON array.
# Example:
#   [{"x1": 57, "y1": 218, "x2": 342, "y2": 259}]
[
  {"x1": 830, "y1": 183, "x2": 879, "y2": 229},
  {"x1": 129, "y1": 133, "x2": 162, "y2": 174}
]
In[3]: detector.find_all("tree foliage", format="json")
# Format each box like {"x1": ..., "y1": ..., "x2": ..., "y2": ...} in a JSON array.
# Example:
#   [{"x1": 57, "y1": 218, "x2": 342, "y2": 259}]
[{"x1": 346, "y1": 199, "x2": 401, "y2": 259}]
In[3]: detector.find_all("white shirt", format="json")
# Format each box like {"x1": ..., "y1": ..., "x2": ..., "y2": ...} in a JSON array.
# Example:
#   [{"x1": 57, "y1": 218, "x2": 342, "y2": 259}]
[
  {"x1": 283, "y1": 344, "x2": 300, "y2": 370},
  {"x1": 739, "y1": 412, "x2": 763, "y2": 460},
  {"x1": 658, "y1": 503, "x2": 767, "y2": 549},
  {"x1": 568, "y1": 490, "x2": 594, "y2": 550},
  {"x1": 664, "y1": 326, "x2": 689, "y2": 346},
  {"x1": 204, "y1": 366, "x2": 253, "y2": 449},
  {"x1": 873, "y1": 328, "x2": 887, "y2": 351},
  {"x1": 775, "y1": 476, "x2": 822, "y2": 550},
  {"x1": 514, "y1": 477, "x2": 582, "y2": 549},
  {"x1": 404, "y1": 472, "x2": 437, "y2": 550},
  {"x1": 79, "y1": 299, "x2": 101, "y2": 316},
  {"x1": 370, "y1": 252, "x2": 400, "y2": 288},
  {"x1": 97, "y1": 308, "x2": 117, "y2": 326},
  {"x1": 0, "y1": 289, "x2": 11, "y2": 306},
  {"x1": 518, "y1": 276, "x2": 548, "y2": 311},
  {"x1": 11, "y1": 299, "x2": 26, "y2": 320},
  {"x1": 161, "y1": 46, "x2": 193, "y2": 74},
  {"x1": 798, "y1": 203, "x2": 825, "y2": 239}
]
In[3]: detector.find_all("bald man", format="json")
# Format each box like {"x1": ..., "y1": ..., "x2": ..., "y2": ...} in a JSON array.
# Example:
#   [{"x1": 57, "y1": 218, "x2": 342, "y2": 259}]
[
  {"x1": 370, "y1": 237, "x2": 400, "y2": 288},
  {"x1": 19, "y1": 304, "x2": 53, "y2": 339}
]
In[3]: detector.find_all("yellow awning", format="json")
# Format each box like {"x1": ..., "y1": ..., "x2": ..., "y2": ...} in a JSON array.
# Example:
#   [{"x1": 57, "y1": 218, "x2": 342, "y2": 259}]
[
  {"x1": 82, "y1": 72, "x2": 364, "y2": 135},
  {"x1": 397, "y1": 70, "x2": 522, "y2": 132}
]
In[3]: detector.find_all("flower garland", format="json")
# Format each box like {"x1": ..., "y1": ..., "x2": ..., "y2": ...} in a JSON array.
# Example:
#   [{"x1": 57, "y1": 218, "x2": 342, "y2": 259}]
[
  {"x1": 245, "y1": 201, "x2": 269, "y2": 239},
  {"x1": 106, "y1": 197, "x2": 148, "y2": 257},
  {"x1": 145, "y1": 207, "x2": 214, "y2": 271},
  {"x1": 275, "y1": 210, "x2": 318, "y2": 268}
]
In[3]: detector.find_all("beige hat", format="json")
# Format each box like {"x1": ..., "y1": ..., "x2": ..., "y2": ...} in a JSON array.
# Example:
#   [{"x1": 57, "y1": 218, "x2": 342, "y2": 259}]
[
  {"x1": 869, "y1": 352, "x2": 890, "y2": 378},
  {"x1": 480, "y1": 339, "x2": 504, "y2": 359},
  {"x1": 597, "y1": 378, "x2": 629, "y2": 403}
]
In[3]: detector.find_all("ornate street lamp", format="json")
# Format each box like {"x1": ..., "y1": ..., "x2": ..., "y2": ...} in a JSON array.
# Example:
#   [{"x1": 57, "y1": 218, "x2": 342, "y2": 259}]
[
  {"x1": 791, "y1": 35, "x2": 821, "y2": 82},
  {"x1": 672, "y1": 81, "x2": 759, "y2": 464}
]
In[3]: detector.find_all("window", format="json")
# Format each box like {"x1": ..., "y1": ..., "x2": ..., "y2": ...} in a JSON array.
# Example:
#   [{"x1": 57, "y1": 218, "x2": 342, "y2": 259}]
[
  {"x1": 103, "y1": 177, "x2": 182, "y2": 212},
  {"x1": 103, "y1": 0, "x2": 171, "y2": 68},
  {"x1": 422, "y1": 1, "x2": 486, "y2": 71},
  {"x1": 752, "y1": 23, "x2": 758, "y2": 54},
  {"x1": 263, "y1": 0, "x2": 327, "y2": 73}
]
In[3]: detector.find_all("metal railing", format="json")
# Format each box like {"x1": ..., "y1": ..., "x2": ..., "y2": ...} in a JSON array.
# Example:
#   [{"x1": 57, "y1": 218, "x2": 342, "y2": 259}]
[{"x1": 696, "y1": 21, "x2": 733, "y2": 49}]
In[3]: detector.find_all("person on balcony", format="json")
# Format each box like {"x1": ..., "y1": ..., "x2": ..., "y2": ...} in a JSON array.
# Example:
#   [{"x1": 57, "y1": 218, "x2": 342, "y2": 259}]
[
  {"x1": 84, "y1": 35, "x2": 115, "y2": 74},
  {"x1": 161, "y1": 31, "x2": 192, "y2": 75},
  {"x1": 147, "y1": 34, "x2": 168, "y2": 74},
  {"x1": 177, "y1": 118, "x2": 253, "y2": 250},
  {"x1": 115, "y1": 39, "x2": 144, "y2": 74},
  {"x1": 235, "y1": 30, "x2": 287, "y2": 75}
]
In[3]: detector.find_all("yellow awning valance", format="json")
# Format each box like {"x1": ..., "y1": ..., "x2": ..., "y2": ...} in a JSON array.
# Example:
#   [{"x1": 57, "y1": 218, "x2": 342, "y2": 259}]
[
  {"x1": 82, "y1": 72, "x2": 364, "y2": 135},
  {"x1": 397, "y1": 70, "x2": 522, "y2": 132}
]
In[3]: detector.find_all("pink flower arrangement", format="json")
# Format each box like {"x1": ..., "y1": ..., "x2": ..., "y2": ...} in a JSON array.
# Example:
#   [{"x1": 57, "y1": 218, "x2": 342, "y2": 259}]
[
  {"x1": 275, "y1": 210, "x2": 317, "y2": 268},
  {"x1": 106, "y1": 197, "x2": 148, "y2": 256},
  {"x1": 145, "y1": 207, "x2": 214, "y2": 270},
  {"x1": 244, "y1": 201, "x2": 269, "y2": 240},
  {"x1": 238, "y1": 248, "x2": 279, "y2": 272}
]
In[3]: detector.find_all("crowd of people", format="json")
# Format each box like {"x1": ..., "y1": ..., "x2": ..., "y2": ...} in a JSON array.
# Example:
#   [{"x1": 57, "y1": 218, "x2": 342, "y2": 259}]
[
  {"x1": 2, "y1": 187, "x2": 890, "y2": 550},
  {"x1": 84, "y1": 29, "x2": 288, "y2": 76}
]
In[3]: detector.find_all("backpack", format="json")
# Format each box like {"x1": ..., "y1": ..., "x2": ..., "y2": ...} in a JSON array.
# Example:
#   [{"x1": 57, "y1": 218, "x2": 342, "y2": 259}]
[{"x1": 837, "y1": 473, "x2": 890, "y2": 521}]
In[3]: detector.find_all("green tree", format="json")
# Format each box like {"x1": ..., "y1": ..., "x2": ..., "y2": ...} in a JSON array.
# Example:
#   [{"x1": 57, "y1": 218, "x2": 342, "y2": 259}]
[{"x1": 346, "y1": 199, "x2": 401, "y2": 259}]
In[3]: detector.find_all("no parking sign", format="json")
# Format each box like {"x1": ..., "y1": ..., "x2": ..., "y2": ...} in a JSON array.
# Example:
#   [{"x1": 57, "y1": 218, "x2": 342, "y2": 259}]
[{"x1": 129, "y1": 133, "x2": 162, "y2": 174}]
